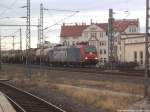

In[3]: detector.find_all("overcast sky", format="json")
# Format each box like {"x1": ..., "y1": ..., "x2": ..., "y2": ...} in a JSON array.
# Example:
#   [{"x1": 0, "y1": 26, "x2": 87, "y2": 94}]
[{"x1": 0, "y1": 0, "x2": 146, "y2": 49}]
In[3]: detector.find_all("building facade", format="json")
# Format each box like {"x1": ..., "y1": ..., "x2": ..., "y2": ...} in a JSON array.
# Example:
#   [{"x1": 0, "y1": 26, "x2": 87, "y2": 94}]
[
  {"x1": 60, "y1": 19, "x2": 140, "y2": 63},
  {"x1": 118, "y1": 33, "x2": 150, "y2": 67}
]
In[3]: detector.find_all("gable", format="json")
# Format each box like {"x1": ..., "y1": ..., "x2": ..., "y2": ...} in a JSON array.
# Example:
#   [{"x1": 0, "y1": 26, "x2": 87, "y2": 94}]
[{"x1": 83, "y1": 24, "x2": 104, "y2": 32}]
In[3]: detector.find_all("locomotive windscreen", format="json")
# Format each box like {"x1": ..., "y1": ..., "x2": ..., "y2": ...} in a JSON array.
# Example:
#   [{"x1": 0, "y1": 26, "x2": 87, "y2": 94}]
[{"x1": 85, "y1": 46, "x2": 97, "y2": 53}]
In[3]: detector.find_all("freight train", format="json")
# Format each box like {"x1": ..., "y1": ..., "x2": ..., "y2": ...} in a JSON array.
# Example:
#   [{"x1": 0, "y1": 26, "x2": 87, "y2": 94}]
[{"x1": 2, "y1": 43, "x2": 99, "y2": 67}]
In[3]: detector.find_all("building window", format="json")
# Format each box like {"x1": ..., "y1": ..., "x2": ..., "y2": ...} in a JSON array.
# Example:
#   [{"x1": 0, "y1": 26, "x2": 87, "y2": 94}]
[
  {"x1": 134, "y1": 28, "x2": 136, "y2": 32},
  {"x1": 134, "y1": 51, "x2": 137, "y2": 62},
  {"x1": 72, "y1": 41, "x2": 75, "y2": 45},
  {"x1": 99, "y1": 41, "x2": 106, "y2": 46},
  {"x1": 66, "y1": 41, "x2": 70, "y2": 46},
  {"x1": 100, "y1": 58, "x2": 103, "y2": 63},
  {"x1": 100, "y1": 32, "x2": 103, "y2": 38},
  {"x1": 140, "y1": 51, "x2": 143, "y2": 64},
  {"x1": 90, "y1": 41, "x2": 96, "y2": 46},
  {"x1": 91, "y1": 32, "x2": 97, "y2": 39},
  {"x1": 129, "y1": 27, "x2": 132, "y2": 32},
  {"x1": 99, "y1": 41, "x2": 101, "y2": 46},
  {"x1": 106, "y1": 32, "x2": 108, "y2": 36},
  {"x1": 129, "y1": 27, "x2": 137, "y2": 33},
  {"x1": 104, "y1": 58, "x2": 107, "y2": 63},
  {"x1": 100, "y1": 49, "x2": 103, "y2": 54},
  {"x1": 63, "y1": 40, "x2": 67, "y2": 46},
  {"x1": 104, "y1": 49, "x2": 106, "y2": 54},
  {"x1": 104, "y1": 41, "x2": 106, "y2": 46}
]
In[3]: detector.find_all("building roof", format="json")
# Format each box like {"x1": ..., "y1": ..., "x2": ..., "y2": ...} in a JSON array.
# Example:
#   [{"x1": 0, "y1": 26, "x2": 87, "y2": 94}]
[
  {"x1": 60, "y1": 25, "x2": 89, "y2": 38},
  {"x1": 60, "y1": 19, "x2": 139, "y2": 38},
  {"x1": 113, "y1": 19, "x2": 139, "y2": 32}
]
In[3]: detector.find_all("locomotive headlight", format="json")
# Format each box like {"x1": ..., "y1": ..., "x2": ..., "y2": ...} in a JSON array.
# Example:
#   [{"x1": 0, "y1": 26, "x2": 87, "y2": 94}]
[
  {"x1": 85, "y1": 57, "x2": 88, "y2": 60},
  {"x1": 95, "y1": 57, "x2": 98, "y2": 60}
]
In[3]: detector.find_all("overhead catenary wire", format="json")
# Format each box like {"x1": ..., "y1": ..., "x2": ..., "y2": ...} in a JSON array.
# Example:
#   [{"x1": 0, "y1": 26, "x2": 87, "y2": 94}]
[
  {"x1": 0, "y1": 28, "x2": 19, "y2": 30},
  {"x1": 0, "y1": 4, "x2": 13, "y2": 9},
  {"x1": 43, "y1": 11, "x2": 79, "y2": 30},
  {"x1": 45, "y1": 10, "x2": 57, "y2": 26},
  {"x1": 0, "y1": 0, "x2": 19, "y2": 17},
  {"x1": 1, "y1": 29, "x2": 19, "y2": 37},
  {"x1": 44, "y1": 8, "x2": 79, "y2": 13},
  {"x1": 1, "y1": 29, "x2": 20, "y2": 51}
]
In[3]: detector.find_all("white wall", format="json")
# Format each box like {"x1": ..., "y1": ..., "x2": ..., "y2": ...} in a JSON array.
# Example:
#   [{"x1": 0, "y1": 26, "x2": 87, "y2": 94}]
[
  {"x1": 119, "y1": 34, "x2": 150, "y2": 66},
  {"x1": 82, "y1": 24, "x2": 108, "y2": 62}
]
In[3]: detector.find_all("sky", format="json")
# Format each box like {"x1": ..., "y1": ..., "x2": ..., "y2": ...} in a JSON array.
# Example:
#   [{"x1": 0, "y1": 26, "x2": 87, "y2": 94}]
[{"x1": 0, "y1": 0, "x2": 146, "y2": 49}]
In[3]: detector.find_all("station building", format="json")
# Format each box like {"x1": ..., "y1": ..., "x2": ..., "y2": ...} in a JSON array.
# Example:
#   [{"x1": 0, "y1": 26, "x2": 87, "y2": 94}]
[{"x1": 60, "y1": 19, "x2": 140, "y2": 63}]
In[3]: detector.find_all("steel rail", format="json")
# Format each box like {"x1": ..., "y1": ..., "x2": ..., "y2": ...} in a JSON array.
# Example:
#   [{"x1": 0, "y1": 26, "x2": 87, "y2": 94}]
[{"x1": 0, "y1": 82, "x2": 67, "y2": 112}]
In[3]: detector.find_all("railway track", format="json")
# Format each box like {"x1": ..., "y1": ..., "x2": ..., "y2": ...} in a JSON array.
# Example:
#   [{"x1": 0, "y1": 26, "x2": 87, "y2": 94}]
[
  {"x1": 0, "y1": 82, "x2": 66, "y2": 112},
  {"x1": 49, "y1": 67, "x2": 145, "y2": 77},
  {"x1": 3, "y1": 63, "x2": 148, "y2": 77},
  {"x1": 26, "y1": 64, "x2": 146, "y2": 77}
]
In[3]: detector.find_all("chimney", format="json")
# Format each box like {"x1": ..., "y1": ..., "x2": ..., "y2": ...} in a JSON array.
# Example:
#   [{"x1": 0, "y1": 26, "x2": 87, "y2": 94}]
[
  {"x1": 75, "y1": 22, "x2": 78, "y2": 26},
  {"x1": 63, "y1": 23, "x2": 65, "y2": 26},
  {"x1": 137, "y1": 18, "x2": 139, "y2": 22},
  {"x1": 91, "y1": 19, "x2": 93, "y2": 25}
]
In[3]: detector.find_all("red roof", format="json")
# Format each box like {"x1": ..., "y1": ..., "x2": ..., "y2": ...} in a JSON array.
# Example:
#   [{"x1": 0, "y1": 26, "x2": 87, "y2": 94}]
[
  {"x1": 60, "y1": 19, "x2": 139, "y2": 38},
  {"x1": 113, "y1": 19, "x2": 139, "y2": 32},
  {"x1": 60, "y1": 25, "x2": 89, "y2": 38}
]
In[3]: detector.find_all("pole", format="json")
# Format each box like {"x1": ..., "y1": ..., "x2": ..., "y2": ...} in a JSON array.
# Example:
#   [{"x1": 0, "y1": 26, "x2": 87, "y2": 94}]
[
  {"x1": 12, "y1": 36, "x2": 15, "y2": 52},
  {"x1": 108, "y1": 9, "x2": 114, "y2": 69},
  {"x1": 40, "y1": 3, "x2": 44, "y2": 66},
  {"x1": 20, "y1": 28, "x2": 22, "y2": 51},
  {"x1": 38, "y1": 18, "x2": 40, "y2": 47},
  {"x1": 26, "y1": 0, "x2": 31, "y2": 65},
  {"x1": 144, "y1": 0, "x2": 149, "y2": 99},
  {"x1": 26, "y1": 0, "x2": 31, "y2": 78}
]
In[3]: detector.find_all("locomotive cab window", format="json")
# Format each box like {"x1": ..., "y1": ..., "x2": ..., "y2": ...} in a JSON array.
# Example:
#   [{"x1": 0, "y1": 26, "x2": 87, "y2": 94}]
[{"x1": 85, "y1": 46, "x2": 97, "y2": 53}]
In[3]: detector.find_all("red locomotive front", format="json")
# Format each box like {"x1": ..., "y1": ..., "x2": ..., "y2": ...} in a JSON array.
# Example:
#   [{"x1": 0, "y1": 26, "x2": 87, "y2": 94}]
[
  {"x1": 83, "y1": 45, "x2": 98, "y2": 65},
  {"x1": 77, "y1": 43, "x2": 98, "y2": 65}
]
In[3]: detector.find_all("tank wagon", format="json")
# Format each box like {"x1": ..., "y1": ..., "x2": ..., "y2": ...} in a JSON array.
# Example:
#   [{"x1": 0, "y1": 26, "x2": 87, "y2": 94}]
[{"x1": 35, "y1": 47, "x2": 53, "y2": 65}]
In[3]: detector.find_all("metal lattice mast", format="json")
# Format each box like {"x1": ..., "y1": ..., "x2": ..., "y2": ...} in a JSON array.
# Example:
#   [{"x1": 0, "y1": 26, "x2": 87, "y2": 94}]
[
  {"x1": 108, "y1": 9, "x2": 114, "y2": 68},
  {"x1": 38, "y1": 18, "x2": 40, "y2": 46},
  {"x1": 40, "y1": 3, "x2": 44, "y2": 66},
  {"x1": 12, "y1": 36, "x2": 15, "y2": 53},
  {"x1": 20, "y1": 28, "x2": 22, "y2": 51},
  {"x1": 144, "y1": 0, "x2": 150, "y2": 99},
  {"x1": 26, "y1": 0, "x2": 31, "y2": 65}
]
